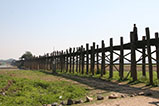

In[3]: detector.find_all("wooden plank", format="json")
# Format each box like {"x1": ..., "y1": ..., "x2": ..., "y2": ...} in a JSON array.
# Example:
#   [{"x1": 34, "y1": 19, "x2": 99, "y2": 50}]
[
  {"x1": 146, "y1": 27, "x2": 153, "y2": 84},
  {"x1": 119, "y1": 37, "x2": 124, "y2": 79}
]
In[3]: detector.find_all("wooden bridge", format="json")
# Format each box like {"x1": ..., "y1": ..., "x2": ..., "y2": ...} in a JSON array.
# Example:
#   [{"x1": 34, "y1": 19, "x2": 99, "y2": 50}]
[{"x1": 18, "y1": 24, "x2": 159, "y2": 85}]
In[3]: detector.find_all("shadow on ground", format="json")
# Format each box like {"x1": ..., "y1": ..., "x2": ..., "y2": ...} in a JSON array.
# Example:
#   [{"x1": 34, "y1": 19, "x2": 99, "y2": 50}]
[{"x1": 39, "y1": 70, "x2": 159, "y2": 99}]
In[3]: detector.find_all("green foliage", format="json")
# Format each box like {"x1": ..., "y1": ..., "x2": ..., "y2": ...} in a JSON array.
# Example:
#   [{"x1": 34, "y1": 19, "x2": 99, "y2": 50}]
[
  {"x1": 0, "y1": 70, "x2": 87, "y2": 106},
  {"x1": 20, "y1": 51, "x2": 33, "y2": 60}
]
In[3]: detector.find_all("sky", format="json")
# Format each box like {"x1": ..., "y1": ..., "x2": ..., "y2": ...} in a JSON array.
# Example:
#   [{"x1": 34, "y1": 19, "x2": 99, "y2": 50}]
[{"x1": 0, "y1": 0, "x2": 159, "y2": 60}]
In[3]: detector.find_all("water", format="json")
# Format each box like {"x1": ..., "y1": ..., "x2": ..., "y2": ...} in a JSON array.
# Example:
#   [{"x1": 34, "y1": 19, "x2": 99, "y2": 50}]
[{"x1": 0, "y1": 64, "x2": 13, "y2": 68}]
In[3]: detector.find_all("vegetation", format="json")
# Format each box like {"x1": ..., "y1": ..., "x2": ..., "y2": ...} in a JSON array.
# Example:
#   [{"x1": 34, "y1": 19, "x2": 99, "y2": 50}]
[
  {"x1": 1, "y1": 68, "x2": 159, "y2": 106},
  {"x1": 0, "y1": 70, "x2": 87, "y2": 106},
  {"x1": 20, "y1": 51, "x2": 33, "y2": 60}
]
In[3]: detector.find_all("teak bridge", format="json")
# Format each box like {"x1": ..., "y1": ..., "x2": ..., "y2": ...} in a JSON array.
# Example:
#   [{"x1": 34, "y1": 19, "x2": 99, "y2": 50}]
[{"x1": 19, "y1": 24, "x2": 159, "y2": 85}]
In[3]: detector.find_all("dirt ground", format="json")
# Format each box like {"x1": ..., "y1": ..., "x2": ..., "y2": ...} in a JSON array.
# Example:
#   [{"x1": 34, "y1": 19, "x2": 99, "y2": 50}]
[
  {"x1": 57, "y1": 74, "x2": 159, "y2": 106},
  {"x1": 82, "y1": 96, "x2": 159, "y2": 106},
  {"x1": 1, "y1": 69, "x2": 159, "y2": 106}
]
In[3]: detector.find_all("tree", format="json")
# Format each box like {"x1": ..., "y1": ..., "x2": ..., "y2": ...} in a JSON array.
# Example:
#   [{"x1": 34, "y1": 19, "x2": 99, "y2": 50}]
[{"x1": 20, "y1": 51, "x2": 33, "y2": 60}]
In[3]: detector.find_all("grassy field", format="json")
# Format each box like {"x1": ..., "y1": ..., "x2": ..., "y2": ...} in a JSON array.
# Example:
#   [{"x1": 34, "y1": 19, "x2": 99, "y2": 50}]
[
  {"x1": 0, "y1": 69, "x2": 87, "y2": 106},
  {"x1": 1, "y1": 68, "x2": 159, "y2": 106}
]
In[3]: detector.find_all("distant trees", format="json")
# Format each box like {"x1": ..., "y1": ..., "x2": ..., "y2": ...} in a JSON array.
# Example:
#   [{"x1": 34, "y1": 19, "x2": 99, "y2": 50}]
[{"x1": 20, "y1": 51, "x2": 33, "y2": 60}]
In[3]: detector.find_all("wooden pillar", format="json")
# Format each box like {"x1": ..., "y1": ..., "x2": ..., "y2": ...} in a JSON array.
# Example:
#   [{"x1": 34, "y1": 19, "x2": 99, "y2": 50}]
[
  {"x1": 39, "y1": 57, "x2": 41, "y2": 69},
  {"x1": 57, "y1": 52, "x2": 59, "y2": 69},
  {"x1": 52, "y1": 52, "x2": 56, "y2": 73},
  {"x1": 55, "y1": 52, "x2": 57, "y2": 70},
  {"x1": 79, "y1": 47, "x2": 81, "y2": 73},
  {"x1": 130, "y1": 32, "x2": 137, "y2": 81},
  {"x1": 146, "y1": 27, "x2": 153, "y2": 84},
  {"x1": 76, "y1": 48, "x2": 78, "y2": 73},
  {"x1": 60, "y1": 51, "x2": 63, "y2": 72},
  {"x1": 142, "y1": 36, "x2": 146, "y2": 76},
  {"x1": 133, "y1": 24, "x2": 138, "y2": 41},
  {"x1": 72, "y1": 48, "x2": 75, "y2": 73},
  {"x1": 55, "y1": 53, "x2": 57, "y2": 70},
  {"x1": 91, "y1": 42, "x2": 95, "y2": 75},
  {"x1": 69, "y1": 48, "x2": 72, "y2": 73},
  {"x1": 63, "y1": 52, "x2": 66, "y2": 71},
  {"x1": 155, "y1": 32, "x2": 159, "y2": 79},
  {"x1": 42, "y1": 56, "x2": 45, "y2": 70},
  {"x1": 101, "y1": 40, "x2": 105, "y2": 77},
  {"x1": 119, "y1": 37, "x2": 124, "y2": 79},
  {"x1": 58, "y1": 52, "x2": 60, "y2": 69},
  {"x1": 46, "y1": 54, "x2": 49, "y2": 70},
  {"x1": 109, "y1": 38, "x2": 113, "y2": 78},
  {"x1": 96, "y1": 45, "x2": 100, "y2": 74},
  {"x1": 49, "y1": 54, "x2": 52, "y2": 70},
  {"x1": 86, "y1": 43, "x2": 89, "y2": 74},
  {"x1": 90, "y1": 46, "x2": 93, "y2": 75},
  {"x1": 81, "y1": 46, "x2": 85, "y2": 74},
  {"x1": 66, "y1": 49, "x2": 69, "y2": 72}
]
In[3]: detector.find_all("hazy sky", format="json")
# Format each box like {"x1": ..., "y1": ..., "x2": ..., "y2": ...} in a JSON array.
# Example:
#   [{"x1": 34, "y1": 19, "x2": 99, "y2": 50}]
[{"x1": 0, "y1": 0, "x2": 159, "y2": 60}]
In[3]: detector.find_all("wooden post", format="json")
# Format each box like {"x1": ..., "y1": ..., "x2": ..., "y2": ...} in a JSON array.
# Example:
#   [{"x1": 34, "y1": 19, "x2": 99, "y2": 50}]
[
  {"x1": 72, "y1": 48, "x2": 75, "y2": 73},
  {"x1": 81, "y1": 46, "x2": 85, "y2": 74},
  {"x1": 92, "y1": 42, "x2": 95, "y2": 75},
  {"x1": 55, "y1": 52, "x2": 57, "y2": 70},
  {"x1": 155, "y1": 32, "x2": 159, "y2": 79},
  {"x1": 64, "y1": 52, "x2": 66, "y2": 71},
  {"x1": 119, "y1": 37, "x2": 124, "y2": 79},
  {"x1": 52, "y1": 53, "x2": 56, "y2": 73},
  {"x1": 76, "y1": 48, "x2": 78, "y2": 73},
  {"x1": 56, "y1": 52, "x2": 57, "y2": 70},
  {"x1": 109, "y1": 38, "x2": 113, "y2": 78},
  {"x1": 86, "y1": 43, "x2": 89, "y2": 74},
  {"x1": 101, "y1": 40, "x2": 105, "y2": 77},
  {"x1": 47, "y1": 54, "x2": 49, "y2": 70},
  {"x1": 130, "y1": 32, "x2": 137, "y2": 81},
  {"x1": 90, "y1": 46, "x2": 93, "y2": 75},
  {"x1": 69, "y1": 48, "x2": 72, "y2": 73},
  {"x1": 142, "y1": 36, "x2": 146, "y2": 76},
  {"x1": 63, "y1": 52, "x2": 66, "y2": 72},
  {"x1": 96, "y1": 45, "x2": 100, "y2": 74},
  {"x1": 133, "y1": 24, "x2": 138, "y2": 41},
  {"x1": 61, "y1": 51, "x2": 64, "y2": 72},
  {"x1": 79, "y1": 47, "x2": 81, "y2": 73},
  {"x1": 63, "y1": 52, "x2": 65, "y2": 71},
  {"x1": 66, "y1": 49, "x2": 68, "y2": 72},
  {"x1": 146, "y1": 27, "x2": 153, "y2": 84}
]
